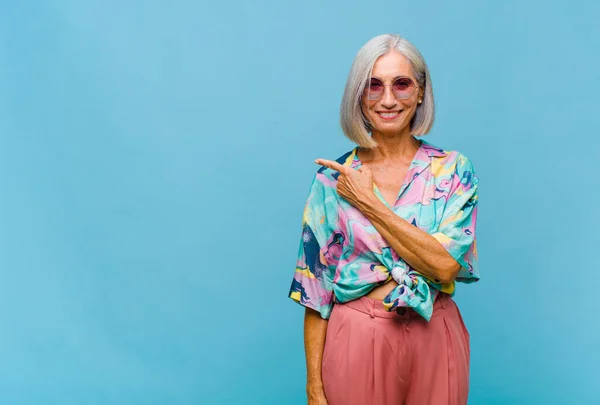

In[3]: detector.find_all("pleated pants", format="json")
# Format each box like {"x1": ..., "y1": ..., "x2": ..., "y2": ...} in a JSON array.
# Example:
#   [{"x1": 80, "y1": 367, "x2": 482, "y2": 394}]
[{"x1": 321, "y1": 292, "x2": 470, "y2": 405}]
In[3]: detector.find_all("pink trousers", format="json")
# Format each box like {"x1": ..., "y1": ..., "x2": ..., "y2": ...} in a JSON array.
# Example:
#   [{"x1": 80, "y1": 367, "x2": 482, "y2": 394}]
[{"x1": 321, "y1": 293, "x2": 470, "y2": 405}]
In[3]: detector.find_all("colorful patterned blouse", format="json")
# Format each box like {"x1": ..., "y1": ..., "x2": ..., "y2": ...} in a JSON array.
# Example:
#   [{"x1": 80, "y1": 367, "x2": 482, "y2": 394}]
[{"x1": 288, "y1": 137, "x2": 479, "y2": 321}]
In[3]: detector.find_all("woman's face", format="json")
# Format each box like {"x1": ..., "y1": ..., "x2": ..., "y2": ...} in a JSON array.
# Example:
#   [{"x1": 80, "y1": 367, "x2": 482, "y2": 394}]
[{"x1": 361, "y1": 50, "x2": 423, "y2": 136}]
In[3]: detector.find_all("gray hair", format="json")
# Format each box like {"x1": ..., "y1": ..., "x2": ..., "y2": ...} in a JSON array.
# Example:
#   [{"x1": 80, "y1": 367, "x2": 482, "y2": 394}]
[{"x1": 340, "y1": 34, "x2": 435, "y2": 148}]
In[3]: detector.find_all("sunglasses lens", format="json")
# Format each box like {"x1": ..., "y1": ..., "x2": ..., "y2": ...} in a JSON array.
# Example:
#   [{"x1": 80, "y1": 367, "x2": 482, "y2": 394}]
[
  {"x1": 367, "y1": 79, "x2": 384, "y2": 100},
  {"x1": 365, "y1": 78, "x2": 416, "y2": 100},
  {"x1": 392, "y1": 78, "x2": 415, "y2": 99}
]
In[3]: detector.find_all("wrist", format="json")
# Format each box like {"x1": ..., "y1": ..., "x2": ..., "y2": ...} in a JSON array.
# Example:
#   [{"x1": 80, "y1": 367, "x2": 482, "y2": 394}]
[
  {"x1": 306, "y1": 381, "x2": 324, "y2": 395},
  {"x1": 358, "y1": 194, "x2": 386, "y2": 218},
  {"x1": 307, "y1": 377, "x2": 324, "y2": 387}
]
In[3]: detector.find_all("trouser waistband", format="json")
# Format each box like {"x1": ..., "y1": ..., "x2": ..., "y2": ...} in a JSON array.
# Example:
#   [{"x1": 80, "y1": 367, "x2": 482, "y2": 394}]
[{"x1": 337, "y1": 292, "x2": 451, "y2": 319}]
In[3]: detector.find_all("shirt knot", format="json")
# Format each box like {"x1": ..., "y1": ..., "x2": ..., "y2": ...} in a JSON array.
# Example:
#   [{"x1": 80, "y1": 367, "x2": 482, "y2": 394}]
[
  {"x1": 382, "y1": 261, "x2": 435, "y2": 321},
  {"x1": 390, "y1": 263, "x2": 410, "y2": 286}
]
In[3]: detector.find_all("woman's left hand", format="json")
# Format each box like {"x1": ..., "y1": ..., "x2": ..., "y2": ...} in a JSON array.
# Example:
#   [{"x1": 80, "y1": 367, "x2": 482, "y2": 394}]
[{"x1": 314, "y1": 158, "x2": 377, "y2": 209}]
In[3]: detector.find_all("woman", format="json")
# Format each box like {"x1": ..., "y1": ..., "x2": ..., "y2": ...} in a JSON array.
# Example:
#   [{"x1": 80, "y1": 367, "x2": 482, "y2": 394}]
[{"x1": 288, "y1": 34, "x2": 479, "y2": 405}]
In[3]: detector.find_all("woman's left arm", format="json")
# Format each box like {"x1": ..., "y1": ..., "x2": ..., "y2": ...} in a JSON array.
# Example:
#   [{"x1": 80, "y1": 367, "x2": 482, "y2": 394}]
[
  {"x1": 314, "y1": 159, "x2": 461, "y2": 284},
  {"x1": 357, "y1": 197, "x2": 460, "y2": 284}
]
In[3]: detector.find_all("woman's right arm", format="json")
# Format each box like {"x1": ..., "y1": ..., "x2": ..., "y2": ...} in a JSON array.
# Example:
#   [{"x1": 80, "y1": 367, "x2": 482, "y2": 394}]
[{"x1": 304, "y1": 307, "x2": 329, "y2": 405}]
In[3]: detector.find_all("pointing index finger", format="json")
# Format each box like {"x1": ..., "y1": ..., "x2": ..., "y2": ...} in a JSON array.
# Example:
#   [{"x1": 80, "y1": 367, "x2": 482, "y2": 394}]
[{"x1": 314, "y1": 158, "x2": 348, "y2": 174}]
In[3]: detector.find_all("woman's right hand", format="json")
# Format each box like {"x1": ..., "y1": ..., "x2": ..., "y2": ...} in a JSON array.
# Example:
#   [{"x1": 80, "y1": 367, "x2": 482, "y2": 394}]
[{"x1": 307, "y1": 384, "x2": 328, "y2": 405}]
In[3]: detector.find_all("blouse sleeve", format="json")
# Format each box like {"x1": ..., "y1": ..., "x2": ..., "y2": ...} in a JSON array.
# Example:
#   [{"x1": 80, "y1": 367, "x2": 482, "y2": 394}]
[
  {"x1": 288, "y1": 172, "x2": 337, "y2": 319},
  {"x1": 430, "y1": 154, "x2": 480, "y2": 283}
]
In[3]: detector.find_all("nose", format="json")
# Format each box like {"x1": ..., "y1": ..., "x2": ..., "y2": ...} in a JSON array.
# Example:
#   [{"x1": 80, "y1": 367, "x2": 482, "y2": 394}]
[{"x1": 381, "y1": 85, "x2": 397, "y2": 109}]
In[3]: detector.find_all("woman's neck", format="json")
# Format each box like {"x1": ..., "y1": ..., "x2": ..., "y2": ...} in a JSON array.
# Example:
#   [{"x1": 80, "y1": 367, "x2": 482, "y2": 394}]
[{"x1": 359, "y1": 132, "x2": 421, "y2": 163}]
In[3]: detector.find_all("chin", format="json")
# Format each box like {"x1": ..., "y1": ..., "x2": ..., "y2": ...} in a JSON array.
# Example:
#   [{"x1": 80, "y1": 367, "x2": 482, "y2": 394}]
[{"x1": 372, "y1": 122, "x2": 407, "y2": 134}]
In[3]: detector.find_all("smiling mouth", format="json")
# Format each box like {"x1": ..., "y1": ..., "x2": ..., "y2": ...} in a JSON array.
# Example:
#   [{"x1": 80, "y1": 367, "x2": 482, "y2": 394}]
[{"x1": 377, "y1": 110, "x2": 403, "y2": 119}]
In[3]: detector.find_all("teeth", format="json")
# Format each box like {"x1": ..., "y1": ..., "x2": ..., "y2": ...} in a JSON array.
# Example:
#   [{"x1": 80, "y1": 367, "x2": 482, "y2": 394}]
[{"x1": 380, "y1": 112, "x2": 399, "y2": 118}]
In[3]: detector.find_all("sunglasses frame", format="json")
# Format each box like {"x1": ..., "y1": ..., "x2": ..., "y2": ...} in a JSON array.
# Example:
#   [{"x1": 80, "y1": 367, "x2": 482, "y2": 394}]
[{"x1": 364, "y1": 76, "x2": 420, "y2": 101}]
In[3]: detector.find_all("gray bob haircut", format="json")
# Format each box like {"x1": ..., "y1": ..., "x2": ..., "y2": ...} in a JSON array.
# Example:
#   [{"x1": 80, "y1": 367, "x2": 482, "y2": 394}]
[{"x1": 340, "y1": 34, "x2": 435, "y2": 148}]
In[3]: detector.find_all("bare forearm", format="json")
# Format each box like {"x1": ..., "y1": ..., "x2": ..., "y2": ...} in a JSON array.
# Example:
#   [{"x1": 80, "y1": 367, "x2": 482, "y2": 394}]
[
  {"x1": 358, "y1": 197, "x2": 460, "y2": 283},
  {"x1": 304, "y1": 307, "x2": 329, "y2": 391}
]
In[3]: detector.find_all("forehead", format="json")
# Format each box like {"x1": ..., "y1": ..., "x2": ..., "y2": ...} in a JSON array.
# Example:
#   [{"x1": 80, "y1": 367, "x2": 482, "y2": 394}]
[{"x1": 371, "y1": 50, "x2": 414, "y2": 79}]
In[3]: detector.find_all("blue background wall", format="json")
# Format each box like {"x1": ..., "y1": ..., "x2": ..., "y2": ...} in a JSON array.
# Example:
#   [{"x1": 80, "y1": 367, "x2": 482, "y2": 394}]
[{"x1": 1, "y1": 1, "x2": 598, "y2": 404}]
